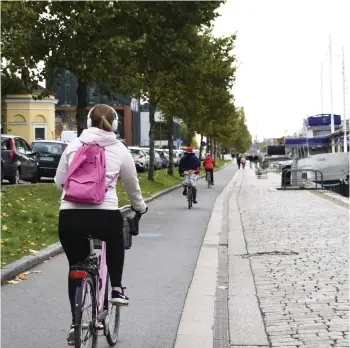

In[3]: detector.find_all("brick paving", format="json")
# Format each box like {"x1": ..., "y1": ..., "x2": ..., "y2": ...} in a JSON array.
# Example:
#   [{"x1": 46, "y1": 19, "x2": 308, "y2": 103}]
[{"x1": 236, "y1": 169, "x2": 349, "y2": 348}]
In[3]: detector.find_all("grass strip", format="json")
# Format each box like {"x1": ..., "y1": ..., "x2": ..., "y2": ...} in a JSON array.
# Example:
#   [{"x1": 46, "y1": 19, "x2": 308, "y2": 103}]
[{"x1": 0, "y1": 159, "x2": 228, "y2": 265}]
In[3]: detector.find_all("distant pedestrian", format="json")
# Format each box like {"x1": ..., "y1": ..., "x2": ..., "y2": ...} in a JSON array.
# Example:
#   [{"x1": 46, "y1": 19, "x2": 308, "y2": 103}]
[
  {"x1": 253, "y1": 155, "x2": 259, "y2": 168},
  {"x1": 248, "y1": 155, "x2": 253, "y2": 168},
  {"x1": 241, "y1": 155, "x2": 246, "y2": 169},
  {"x1": 237, "y1": 154, "x2": 242, "y2": 169}
]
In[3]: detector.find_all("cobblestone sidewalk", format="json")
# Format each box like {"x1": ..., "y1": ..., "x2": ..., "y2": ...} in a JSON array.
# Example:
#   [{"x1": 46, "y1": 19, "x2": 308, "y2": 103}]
[{"x1": 231, "y1": 168, "x2": 349, "y2": 348}]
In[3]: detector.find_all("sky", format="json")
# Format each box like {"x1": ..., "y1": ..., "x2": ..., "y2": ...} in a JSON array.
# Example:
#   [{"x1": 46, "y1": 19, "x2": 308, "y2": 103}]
[{"x1": 212, "y1": 0, "x2": 350, "y2": 140}]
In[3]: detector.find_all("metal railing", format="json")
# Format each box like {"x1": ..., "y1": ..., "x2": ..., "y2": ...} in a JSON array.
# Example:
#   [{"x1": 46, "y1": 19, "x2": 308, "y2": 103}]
[{"x1": 280, "y1": 169, "x2": 324, "y2": 190}]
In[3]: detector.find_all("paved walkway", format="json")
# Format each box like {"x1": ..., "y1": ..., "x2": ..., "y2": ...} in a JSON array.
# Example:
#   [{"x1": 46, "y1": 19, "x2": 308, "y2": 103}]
[
  {"x1": 2, "y1": 164, "x2": 348, "y2": 348},
  {"x1": 228, "y1": 168, "x2": 349, "y2": 348},
  {"x1": 1, "y1": 164, "x2": 237, "y2": 348}
]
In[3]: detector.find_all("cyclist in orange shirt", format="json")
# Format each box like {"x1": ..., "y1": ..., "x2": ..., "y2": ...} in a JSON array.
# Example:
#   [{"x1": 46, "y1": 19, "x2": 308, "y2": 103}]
[{"x1": 203, "y1": 153, "x2": 215, "y2": 185}]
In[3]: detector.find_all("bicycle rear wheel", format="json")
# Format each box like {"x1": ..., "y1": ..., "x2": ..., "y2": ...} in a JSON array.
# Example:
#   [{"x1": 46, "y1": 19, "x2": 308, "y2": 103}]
[
  {"x1": 104, "y1": 274, "x2": 121, "y2": 346},
  {"x1": 187, "y1": 186, "x2": 192, "y2": 209},
  {"x1": 207, "y1": 172, "x2": 211, "y2": 188},
  {"x1": 74, "y1": 274, "x2": 97, "y2": 348}
]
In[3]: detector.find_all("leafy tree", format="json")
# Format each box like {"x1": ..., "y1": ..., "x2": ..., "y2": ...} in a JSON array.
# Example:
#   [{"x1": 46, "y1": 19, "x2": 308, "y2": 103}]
[
  {"x1": 221, "y1": 107, "x2": 251, "y2": 153},
  {"x1": 131, "y1": 2, "x2": 223, "y2": 180},
  {"x1": 2, "y1": 2, "x2": 149, "y2": 135},
  {"x1": 191, "y1": 136, "x2": 199, "y2": 149},
  {"x1": 1, "y1": 72, "x2": 31, "y2": 98},
  {"x1": 159, "y1": 30, "x2": 237, "y2": 170}
]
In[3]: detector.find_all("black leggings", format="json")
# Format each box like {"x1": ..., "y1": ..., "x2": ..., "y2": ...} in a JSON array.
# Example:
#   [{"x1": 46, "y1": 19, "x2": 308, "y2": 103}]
[{"x1": 59, "y1": 209, "x2": 124, "y2": 321}]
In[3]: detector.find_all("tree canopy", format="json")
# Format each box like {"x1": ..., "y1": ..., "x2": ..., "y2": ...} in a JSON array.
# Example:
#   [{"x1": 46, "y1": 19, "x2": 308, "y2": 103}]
[{"x1": 2, "y1": 0, "x2": 252, "y2": 179}]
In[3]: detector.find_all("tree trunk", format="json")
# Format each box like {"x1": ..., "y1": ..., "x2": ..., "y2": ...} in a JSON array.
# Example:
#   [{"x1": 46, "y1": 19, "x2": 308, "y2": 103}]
[
  {"x1": 199, "y1": 134, "x2": 204, "y2": 167},
  {"x1": 187, "y1": 127, "x2": 193, "y2": 146},
  {"x1": 167, "y1": 114, "x2": 174, "y2": 176},
  {"x1": 147, "y1": 99, "x2": 156, "y2": 181},
  {"x1": 76, "y1": 79, "x2": 88, "y2": 136},
  {"x1": 213, "y1": 136, "x2": 217, "y2": 160}
]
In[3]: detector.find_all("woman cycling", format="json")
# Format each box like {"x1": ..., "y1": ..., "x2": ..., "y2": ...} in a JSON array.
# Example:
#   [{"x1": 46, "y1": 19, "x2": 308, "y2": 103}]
[{"x1": 54, "y1": 104, "x2": 147, "y2": 343}]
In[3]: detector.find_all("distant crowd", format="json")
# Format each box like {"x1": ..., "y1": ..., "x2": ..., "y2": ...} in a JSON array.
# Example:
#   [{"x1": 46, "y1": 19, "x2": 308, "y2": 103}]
[{"x1": 231, "y1": 153, "x2": 259, "y2": 169}]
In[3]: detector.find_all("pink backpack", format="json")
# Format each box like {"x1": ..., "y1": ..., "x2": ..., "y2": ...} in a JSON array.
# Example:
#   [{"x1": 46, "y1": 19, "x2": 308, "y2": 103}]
[{"x1": 63, "y1": 142, "x2": 118, "y2": 205}]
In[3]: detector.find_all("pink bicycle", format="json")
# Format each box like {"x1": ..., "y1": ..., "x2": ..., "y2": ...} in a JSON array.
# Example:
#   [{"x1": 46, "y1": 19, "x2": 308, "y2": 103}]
[{"x1": 69, "y1": 205, "x2": 143, "y2": 348}]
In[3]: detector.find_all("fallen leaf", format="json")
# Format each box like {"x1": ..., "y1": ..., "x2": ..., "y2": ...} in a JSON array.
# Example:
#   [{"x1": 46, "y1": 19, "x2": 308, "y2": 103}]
[
  {"x1": 21, "y1": 210, "x2": 28, "y2": 213},
  {"x1": 7, "y1": 203, "x2": 12, "y2": 207},
  {"x1": 28, "y1": 249, "x2": 38, "y2": 254},
  {"x1": 20, "y1": 198, "x2": 25, "y2": 201},
  {"x1": 41, "y1": 228, "x2": 46, "y2": 232},
  {"x1": 5, "y1": 280, "x2": 20, "y2": 284},
  {"x1": 23, "y1": 270, "x2": 42, "y2": 275},
  {"x1": 217, "y1": 286, "x2": 228, "y2": 290},
  {"x1": 2, "y1": 225, "x2": 8, "y2": 231},
  {"x1": 18, "y1": 273, "x2": 27, "y2": 280},
  {"x1": 2, "y1": 212, "x2": 8, "y2": 217}
]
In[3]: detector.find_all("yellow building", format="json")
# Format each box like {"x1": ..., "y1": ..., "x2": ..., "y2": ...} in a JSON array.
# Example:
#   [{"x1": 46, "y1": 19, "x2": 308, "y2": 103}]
[{"x1": 1, "y1": 94, "x2": 58, "y2": 143}]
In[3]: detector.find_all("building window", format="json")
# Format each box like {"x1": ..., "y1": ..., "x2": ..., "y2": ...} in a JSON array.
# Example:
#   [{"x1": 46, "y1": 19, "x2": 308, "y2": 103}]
[
  {"x1": 313, "y1": 130, "x2": 319, "y2": 136},
  {"x1": 34, "y1": 127, "x2": 46, "y2": 140}
]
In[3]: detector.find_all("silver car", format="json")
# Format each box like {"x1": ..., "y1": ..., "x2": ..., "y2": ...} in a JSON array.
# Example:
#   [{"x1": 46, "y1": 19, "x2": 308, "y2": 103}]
[
  {"x1": 129, "y1": 147, "x2": 149, "y2": 172},
  {"x1": 142, "y1": 148, "x2": 162, "y2": 170},
  {"x1": 163, "y1": 149, "x2": 180, "y2": 167}
]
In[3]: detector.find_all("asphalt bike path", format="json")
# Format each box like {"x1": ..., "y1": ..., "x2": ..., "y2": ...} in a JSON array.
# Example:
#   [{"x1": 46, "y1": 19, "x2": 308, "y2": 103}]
[{"x1": 1, "y1": 164, "x2": 236, "y2": 348}]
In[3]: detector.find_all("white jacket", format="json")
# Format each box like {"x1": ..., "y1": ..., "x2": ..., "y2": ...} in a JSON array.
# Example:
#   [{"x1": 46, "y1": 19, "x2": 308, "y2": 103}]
[{"x1": 54, "y1": 127, "x2": 147, "y2": 212}]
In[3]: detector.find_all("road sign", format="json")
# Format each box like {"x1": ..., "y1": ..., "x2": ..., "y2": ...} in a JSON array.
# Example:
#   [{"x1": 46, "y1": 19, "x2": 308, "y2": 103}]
[
  {"x1": 201, "y1": 141, "x2": 207, "y2": 147},
  {"x1": 231, "y1": 147, "x2": 236, "y2": 151}
]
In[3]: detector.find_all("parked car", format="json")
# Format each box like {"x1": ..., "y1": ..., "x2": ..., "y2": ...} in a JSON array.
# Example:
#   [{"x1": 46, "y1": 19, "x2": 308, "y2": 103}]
[
  {"x1": 142, "y1": 149, "x2": 162, "y2": 170},
  {"x1": 129, "y1": 147, "x2": 149, "y2": 172},
  {"x1": 1, "y1": 135, "x2": 39, "y2": 184},
  {"x1": 31, "y1": 140, "x2": 67, "y2": 180},
  {"x1": 163, "y1": 149, "x2": 180, "y2": 167},
  {"x1": 155, "y1": 149, "x2": 169, "y2": 168}
]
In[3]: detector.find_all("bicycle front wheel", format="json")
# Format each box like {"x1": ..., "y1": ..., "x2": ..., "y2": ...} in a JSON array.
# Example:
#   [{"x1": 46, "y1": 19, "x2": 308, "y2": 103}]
[
  {"x1": 74, "y1": 274, "x2": 97, "y2": 348},
  {"x1": 104, "y1": 274, "x2": 121, "y2": 346}
]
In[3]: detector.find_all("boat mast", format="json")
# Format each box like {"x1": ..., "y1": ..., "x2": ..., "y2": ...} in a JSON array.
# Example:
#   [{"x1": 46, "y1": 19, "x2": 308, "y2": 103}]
[
  {"x1": 342, "y1": 47, "x2": 348, "y2": 153},
  {"x1": 329, "y1": 35, "x2": 335, "y2": 153},
  {"x1": 321, "y1": 63, "x2": 324, "y2": 115}
]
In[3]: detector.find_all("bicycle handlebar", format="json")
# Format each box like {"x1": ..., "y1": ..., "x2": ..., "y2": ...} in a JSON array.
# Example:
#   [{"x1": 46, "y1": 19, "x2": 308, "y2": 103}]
[{"x1": 119, "y1": 205, "x2": 147, "y2": 237}]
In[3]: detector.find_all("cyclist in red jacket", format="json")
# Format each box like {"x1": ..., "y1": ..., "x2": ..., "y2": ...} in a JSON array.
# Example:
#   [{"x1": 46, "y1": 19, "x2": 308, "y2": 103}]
[{"x1": 203, "y1": 153, "x2": 215, "y2": 185}]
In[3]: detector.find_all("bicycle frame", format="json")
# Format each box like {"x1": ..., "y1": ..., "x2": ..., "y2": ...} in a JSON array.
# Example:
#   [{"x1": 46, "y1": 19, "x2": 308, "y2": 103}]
[
  {"x1": 79, "y1": 239, "x2": 108, "y2": 326},
  {"x1": 97, "y1": 240, "x2": 108, "y2": 315}
]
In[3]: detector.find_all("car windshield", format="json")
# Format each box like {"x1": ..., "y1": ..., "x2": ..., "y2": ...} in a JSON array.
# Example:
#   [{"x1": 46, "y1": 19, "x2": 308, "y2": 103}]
[
  {"x1": 1, "y1": 137, "x2": 10, "y2": 150},
  {"x1": 32, "y1": 142, "x2": 66, "y2": 154},
  {"x1": 129, "y1": 149, "x2": 141, "y2": 156}
]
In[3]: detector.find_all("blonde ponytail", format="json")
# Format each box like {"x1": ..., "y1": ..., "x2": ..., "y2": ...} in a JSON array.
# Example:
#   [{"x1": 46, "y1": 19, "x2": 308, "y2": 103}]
[
  {"x1": 100, "y1": 116, "x2": 112, "y2": 131},
  {"x1": 90, "y1": 104, "x2": 115, "y2": 132}
]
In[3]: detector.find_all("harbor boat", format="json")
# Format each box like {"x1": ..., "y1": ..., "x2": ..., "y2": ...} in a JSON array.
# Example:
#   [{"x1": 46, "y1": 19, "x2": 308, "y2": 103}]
[{"x1": 284, "y1": 114, "x2": 349, "y2": 183}]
